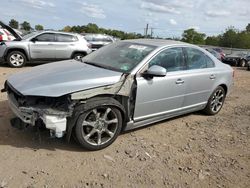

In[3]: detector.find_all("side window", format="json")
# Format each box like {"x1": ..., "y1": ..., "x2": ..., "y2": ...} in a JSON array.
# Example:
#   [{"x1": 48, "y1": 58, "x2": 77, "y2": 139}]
[
  {"x1": 35, "y1": 33, "x2": 55, "y2": 42},
  {"x1": 149, "y1": 48, "x2": 185, "y2": 72},
  {"x1": 205, "y1": 55, "x2": 215, "y2": 68},
  {"x1": 185, "y1": 48, "x2": 214, "y2": 69},
  {"x1": 57, "y1": 34, "x2": 77, "y2": 42}
]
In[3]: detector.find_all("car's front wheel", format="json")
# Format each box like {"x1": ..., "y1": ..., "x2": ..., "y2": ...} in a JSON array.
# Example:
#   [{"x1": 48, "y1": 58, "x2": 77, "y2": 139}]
[
  {"x1": 203, "y1": 86, "x2": 226, "y2": 115},
  {"x1": 75, "y1": 104, "x2": 123, "y2": 150},
  {"x1": 7, "y1": 51, "x2": 26, "y2": 68}
]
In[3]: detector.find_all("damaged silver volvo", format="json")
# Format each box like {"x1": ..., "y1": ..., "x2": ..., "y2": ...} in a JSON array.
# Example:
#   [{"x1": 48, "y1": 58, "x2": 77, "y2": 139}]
[{"x1": 2, "y1": 39, "x2": 234, "y2": 150}]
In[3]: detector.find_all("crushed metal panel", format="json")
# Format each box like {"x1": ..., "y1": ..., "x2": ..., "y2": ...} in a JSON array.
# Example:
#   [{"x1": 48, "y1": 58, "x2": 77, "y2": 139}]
[{"x1": 71, "y1": 74, "x2": 135, "y2": 100}]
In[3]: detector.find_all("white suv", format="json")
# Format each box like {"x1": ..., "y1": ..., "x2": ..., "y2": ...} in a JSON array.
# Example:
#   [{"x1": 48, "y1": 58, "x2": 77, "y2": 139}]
[{"x1": 0, "y1": 22, "x2": 92, "y2": 67}]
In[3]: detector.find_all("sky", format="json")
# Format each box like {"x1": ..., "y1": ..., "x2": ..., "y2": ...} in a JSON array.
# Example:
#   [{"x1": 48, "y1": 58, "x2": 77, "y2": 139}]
[{"x1": 2, "y1": 0, "x2": 250, "y2": 38}]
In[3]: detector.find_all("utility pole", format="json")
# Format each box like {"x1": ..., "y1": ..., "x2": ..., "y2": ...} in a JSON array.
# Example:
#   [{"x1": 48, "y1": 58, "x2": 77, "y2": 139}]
[
  {"x1": 145, "y1": 23, "x2": 149, "y2": 37},
  {"x1": 150, "y1": 27, "x2": 154, "y2": 38}
]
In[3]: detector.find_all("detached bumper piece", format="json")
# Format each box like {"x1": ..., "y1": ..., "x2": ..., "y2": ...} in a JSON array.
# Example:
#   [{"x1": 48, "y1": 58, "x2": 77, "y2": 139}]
[{"x1": 8, "y1": 93, "x2": 68, "y2": 138}]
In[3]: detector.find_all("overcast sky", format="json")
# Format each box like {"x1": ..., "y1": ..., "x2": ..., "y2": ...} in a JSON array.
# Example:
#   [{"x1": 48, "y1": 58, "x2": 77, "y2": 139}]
[{"x1": 2, "y1": 0, "x2": 250, "y2": 37}]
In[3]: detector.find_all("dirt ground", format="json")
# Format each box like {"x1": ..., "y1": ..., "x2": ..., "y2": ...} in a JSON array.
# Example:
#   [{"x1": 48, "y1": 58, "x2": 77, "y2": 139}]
[{"x1": 0, "y1": 64, "x2": 249, "y2": 188}]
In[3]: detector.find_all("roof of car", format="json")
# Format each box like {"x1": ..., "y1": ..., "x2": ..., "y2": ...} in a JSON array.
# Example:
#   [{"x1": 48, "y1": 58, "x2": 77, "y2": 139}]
[{"x1": 124, "y1": 39, "x2": 188, "y2": 47}]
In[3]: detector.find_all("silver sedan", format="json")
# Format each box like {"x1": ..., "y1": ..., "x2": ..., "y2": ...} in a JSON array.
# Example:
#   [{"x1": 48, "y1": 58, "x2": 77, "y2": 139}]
[{"x1": 3, "y1": 39, "x2": 234, "y2": 150}]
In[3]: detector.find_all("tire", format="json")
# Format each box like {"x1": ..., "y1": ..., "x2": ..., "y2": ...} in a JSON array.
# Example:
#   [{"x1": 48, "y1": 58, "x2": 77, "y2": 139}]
[
  {"x1": 75, "y1": 98, "x2": 123, "y2": 150},
  {"x1": 7, "y1": 51, "x2": 27, "y2": 68},
  {"x1": 203, "y1": 86, "x2": 226, "y2": 115},
  {"x1": 72, "y1": 53, "x2": 86, "y2": 61},
  {"x1": 239, "y1": 59, "x2": 246, "y2": 67}
]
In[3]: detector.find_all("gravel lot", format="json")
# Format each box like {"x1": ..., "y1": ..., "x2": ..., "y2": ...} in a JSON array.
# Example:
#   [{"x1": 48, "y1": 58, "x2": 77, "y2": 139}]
[{"x1": 0, "y1": 65, "x2": 249, "y2": 188}]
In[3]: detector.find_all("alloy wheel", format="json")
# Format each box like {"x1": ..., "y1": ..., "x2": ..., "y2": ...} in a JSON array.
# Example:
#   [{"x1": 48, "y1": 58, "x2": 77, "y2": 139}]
[
  {"x1": 10, "y1": 54, "x2": 24, "y2": 66},
  {"x1": 210, "y1": 89, "x2": 224, "y2": 113},
  {"x1": 81, "y1": 107, "x2": 119, "y2": 146}
]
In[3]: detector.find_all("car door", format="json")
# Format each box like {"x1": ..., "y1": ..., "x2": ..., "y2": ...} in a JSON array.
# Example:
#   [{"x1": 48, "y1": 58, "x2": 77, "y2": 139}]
[
  {"x1": 29, "y1": 33, "x2": 56, "y2": 60},
  {"x1": 133, "y1": 47, "x2": 186, "y2": 121},
  {"x1": 54, "y1": 34, "x2": 78, "y2": 59},
  {"x1": 181, "y1": 47, "x2": 216, "y2": 107}
]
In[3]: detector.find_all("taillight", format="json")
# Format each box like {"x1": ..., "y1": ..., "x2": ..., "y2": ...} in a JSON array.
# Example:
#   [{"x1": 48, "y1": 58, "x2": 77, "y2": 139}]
[{"x1": 232, "y1": 69, "x2": 235, "y2": 78}]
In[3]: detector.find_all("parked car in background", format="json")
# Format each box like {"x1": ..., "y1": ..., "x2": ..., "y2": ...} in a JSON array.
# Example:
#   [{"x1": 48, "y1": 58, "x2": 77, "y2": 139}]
[
  {"x1": 213, "y1": 48, "x2": 225, "y2": 60},
  {"x1": 206, "y1": 48, "x2": 222, "y2": 61},
  {"x1": 83, "y1": 33, "x2": 115, "y2": 51},
  {"x1": 246, "y1": 55, "x2": 250, "y2": 70},
  {"x1": 2, "y1": 39, "x2": 234, "y2": 150},
  {"x1": 0, "y1": 21, "x2": 91, "y2": 67},
  {"x1": 223, "y1": 52, "x2": 250, "y2": 67}
]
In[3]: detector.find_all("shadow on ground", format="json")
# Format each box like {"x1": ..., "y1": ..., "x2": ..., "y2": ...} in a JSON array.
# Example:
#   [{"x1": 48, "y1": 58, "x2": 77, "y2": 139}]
[{"x1": 0, "y1": 99, "x2": 204, "y2": 152}]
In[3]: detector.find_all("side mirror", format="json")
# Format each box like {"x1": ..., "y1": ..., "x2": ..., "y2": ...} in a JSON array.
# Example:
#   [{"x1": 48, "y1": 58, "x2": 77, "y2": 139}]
[
  {"x1": 31, "y1": 38, "x2": 38, "y2": 43},
  {"x1": 142, "y1": 65, "x2": 167, "y2": 78}
]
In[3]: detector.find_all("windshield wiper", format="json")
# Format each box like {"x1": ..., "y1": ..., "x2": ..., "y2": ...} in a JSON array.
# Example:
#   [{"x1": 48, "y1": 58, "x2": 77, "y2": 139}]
[
  {"x1": 83, "y1": 61, "x2": 123, "y2": 72},
  {"x1": 83, "y1": 61, "x2": 106, "y2": 69}
]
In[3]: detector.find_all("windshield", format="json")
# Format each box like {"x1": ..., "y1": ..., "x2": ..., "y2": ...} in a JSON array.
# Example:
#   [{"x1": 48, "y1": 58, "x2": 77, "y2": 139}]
[
  {"x1": 83, "y1": 42, "x2": 156, "y2": 73},
  {"x1": 22, "y1": 32, "x2": 39, "y2": 40}
]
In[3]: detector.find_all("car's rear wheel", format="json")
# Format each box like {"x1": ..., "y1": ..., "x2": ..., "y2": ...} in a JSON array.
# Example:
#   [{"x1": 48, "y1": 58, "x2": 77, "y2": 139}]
[
  {"x1": 75, "y1": 104, "x2": 123, "y2": 150},
  {"x1": 203, "y1": 86, "x2": 226, "y2": 115},
  {"x1": 247, "y1": 61, "x2": 250, "y2": 71},
  {"x1": 7, "y1": 51, "x2": 26, "y2": 68},
  {"x1": 72, "y1": 53, "x2": 86, "y2": 61},
  {"x1": 240, "y1": 59, "x2": 246, "y2": 67}
]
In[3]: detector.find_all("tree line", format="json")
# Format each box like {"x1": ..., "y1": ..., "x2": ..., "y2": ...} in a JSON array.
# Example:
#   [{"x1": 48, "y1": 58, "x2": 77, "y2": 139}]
[
  {"x1": 9, "y1": 19, "x2": 44, "y2": 31},
  {"x1": 6, "y1": 19, "x2": 250, "y2": 49},
  {"x1": 181, "y1": 24, "x2": 250, "y2": 49}
]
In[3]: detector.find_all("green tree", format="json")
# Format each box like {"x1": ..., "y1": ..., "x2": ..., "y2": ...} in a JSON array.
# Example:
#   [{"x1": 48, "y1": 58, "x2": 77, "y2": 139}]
[
  {"x1": 181, "y1": 28, "x2": 206, "y2": 44},
  {"x1": 35, "y1": 24, "x2": 44, "y2": 31},
  {"x1": 205, "y1": 36, "x2": 220, "y2": 46},
  {"x1": 20, "y1": 21, "x2": 31, "y2": 31},
  {"x1": 246, "y1": 23, "x2": 250, "y2": 32},
  {"x1": 9, "y1": 19, "x2": 19, "y2": 29},
  {"x1": 62, "y1": 26, "x2": 71, "y2": 32},
  {"x1": 219, "y1": 27, "x2": 238, "y2": 48}
]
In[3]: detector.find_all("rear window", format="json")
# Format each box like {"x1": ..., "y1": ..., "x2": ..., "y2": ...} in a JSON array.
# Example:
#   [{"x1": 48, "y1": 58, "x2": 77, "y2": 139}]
[
  {"x1": 57, "y1": 34, "x2": 78, "y2": 42},
  {"x1": 185, "y1": 48, "x2": 215, "y2": 69}
]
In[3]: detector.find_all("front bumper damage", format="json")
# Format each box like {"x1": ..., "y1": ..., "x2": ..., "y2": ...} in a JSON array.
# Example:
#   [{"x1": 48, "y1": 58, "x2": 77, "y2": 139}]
[
  {"x1": 4, "y1": 73, "x2": 135, "y2": 140},
  {"x1": 7, "y1": 90, "x2": 71, "y2": 138}
]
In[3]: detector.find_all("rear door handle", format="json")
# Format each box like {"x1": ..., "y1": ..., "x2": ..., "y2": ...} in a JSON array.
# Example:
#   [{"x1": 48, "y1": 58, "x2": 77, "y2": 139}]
[
  {"x1": 48, "y1": 43, "x2": 54, "y2": 45},
  {"x1": 176, "y1": 79, "x2": 184, "y2": 84},
  {"x1": 209, "y1": 74, "x2": 216, "y2": 79}
]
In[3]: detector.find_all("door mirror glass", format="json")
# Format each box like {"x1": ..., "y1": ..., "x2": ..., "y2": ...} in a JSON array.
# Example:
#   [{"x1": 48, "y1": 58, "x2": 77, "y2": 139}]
[{"x1": 143, "y1": 65, "x2": 166, "y2": 78}]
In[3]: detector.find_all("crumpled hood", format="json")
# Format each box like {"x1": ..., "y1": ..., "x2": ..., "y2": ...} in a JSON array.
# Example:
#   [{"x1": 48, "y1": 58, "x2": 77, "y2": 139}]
[{"x1": 7, "y1": 60, "x2": 123, "y2": 97}]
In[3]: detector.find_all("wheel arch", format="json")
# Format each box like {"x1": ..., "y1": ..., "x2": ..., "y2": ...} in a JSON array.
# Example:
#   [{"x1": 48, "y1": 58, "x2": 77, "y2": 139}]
[
  {"x1": 66, "y1": 94, "x2": 129, "y2": 142},
  {"x1": 71, "y1": 51, "x2": 87, "y2": 59},
  {"x1": 4, "y1": 48, "x2": 29, "y2": 61},
  {"x1": 218, "y1": 84, "x2": 228, "y2": 95}
]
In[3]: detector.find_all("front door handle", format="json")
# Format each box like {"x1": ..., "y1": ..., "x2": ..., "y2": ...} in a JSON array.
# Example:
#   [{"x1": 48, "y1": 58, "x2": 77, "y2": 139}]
[
  {"x1": 209, "y1": 74, "x2": 216, "y2": 80},
  {"x1": 48, "y1": 43, "x2": 54, "y2": 45},
  {"x1": 176, "y1": 79, "x2": 184, "y2": 84}
]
